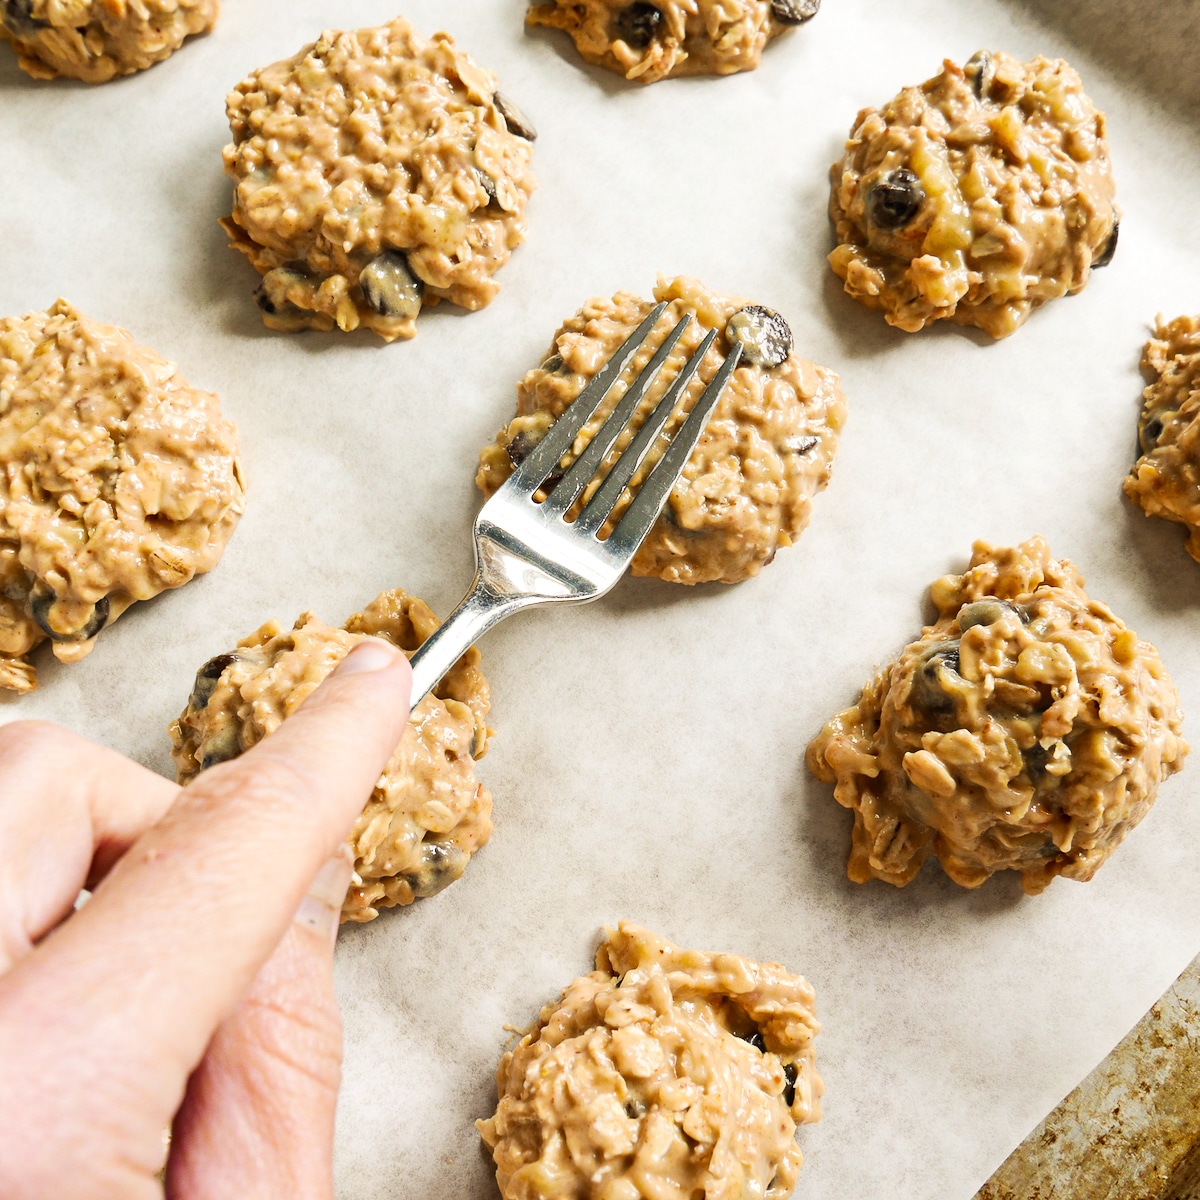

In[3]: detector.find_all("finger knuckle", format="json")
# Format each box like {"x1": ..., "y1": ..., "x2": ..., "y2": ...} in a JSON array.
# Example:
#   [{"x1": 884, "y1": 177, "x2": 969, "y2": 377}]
[{"x1": 238, "y1": 993, "x2": 344, "y2": 1093}]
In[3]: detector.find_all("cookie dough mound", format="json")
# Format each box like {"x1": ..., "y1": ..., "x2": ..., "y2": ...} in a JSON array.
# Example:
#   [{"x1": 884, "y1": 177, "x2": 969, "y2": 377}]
[
  {"x1": 807, "y1": 538, "x2": 1186, "y2": 895},
  {"x1": 1124, "y1": 315, "x2": 1200, "y2": 560},
  {"x1": 476, "y1": 276, "x2": 847, "y2": 585},
  {"x1": 1, "y1": 0, "x2": 216, "y2": 83},
  {"x1": 477, "y1": 922, "x2": 822, "y2": 1200},
  {"x1": 527, "y1": 0, "x2": 818, "y2": 84},
  {"x1": 0, "y1": 300, "x2": 244, "y2": 695},
  {"x1": 170, "y1": 589, "x2": 493, "y2": 922},
  {"x1": 829, "y1": 51, "x2": 1118, "y2": 339},
  {"x1": 221, "y1": 17, "x2": 537, "y2": 342}
]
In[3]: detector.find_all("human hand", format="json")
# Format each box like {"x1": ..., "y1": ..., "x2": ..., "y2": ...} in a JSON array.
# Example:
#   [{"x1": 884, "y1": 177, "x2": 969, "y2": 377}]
[{"x1": 0, "y1": 638, "x2": 412, "y2": 1200}]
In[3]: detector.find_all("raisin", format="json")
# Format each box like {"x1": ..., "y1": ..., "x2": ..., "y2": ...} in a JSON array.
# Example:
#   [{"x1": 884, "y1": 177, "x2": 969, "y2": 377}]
[
  {"x1": 30, "y1": 590, "x2": 109, "y2": 643},
  {"x1": 911, "y1": 640, "x2": 963, "y2": 715},
  {"x1": 614, "y1": 2, "x2": 662, "y2": 49},
  {"x1": 1024, "y1": 741, "x2": 1049, "y2": 780},
  {"x1": 1093, "y1": 218, "x2": 1119, "y2": 269},
  {"x1": 2, "y1": 0, "x2": 46, "y2": 36},
  {"x1": 199, "y1": 726, "x2": 242, "y2": 771},
  {"x1": 401, "y1": 841, "x2": 467, "y2": 900},
  {"x1": 188, "y1": 651, "x2": 241, "y2": 710},
  {"x1": 1140, "y1": 415, "x2": 1165, "y2": 454},
  {"x1": 957, "y1": 599, "x2": 1023, "y2": 631},
  {"x1": 506, "y1": 431, "x2": 539, "y2": 466},
  {"x1": 868, "y1": 168, "x2": 925, "y2": 229},
  {"x1": 725, "y1": 305, "x2": 793, "y2": 369},
  {"x1": 494, "y1": 92, "x2": 537, "y2": 141},
  {"x1": 770, "y1": 0, "x2": 820, "y2": 24},
  {"x1": 359, "y1": 251, "x2": 423, "y2": 320},
  {"x1": 476, "y1": 168, "x2": 500, "y2": 209},
  {"x1": 964, "y1": 50, "x2": 995, "y2": 100}
]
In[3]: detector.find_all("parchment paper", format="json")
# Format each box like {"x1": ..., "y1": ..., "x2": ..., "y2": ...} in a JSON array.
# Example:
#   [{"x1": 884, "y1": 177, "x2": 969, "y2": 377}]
[{"x1": 3, "y1": 1, "x2": 1200, "y2": 1196}]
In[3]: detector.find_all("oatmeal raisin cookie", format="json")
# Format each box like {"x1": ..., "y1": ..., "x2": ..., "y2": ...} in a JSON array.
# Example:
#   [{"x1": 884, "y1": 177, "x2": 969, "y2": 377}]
[
  {"x1": 170, "y1": 589, "x2": 493, "y2": 923},
  {"x1": 829, "y1": 51, "x2": 1118, "y2": 338},
  {"x1": 478, "y1": 922, "x2": 822, "y2": 1199},
  {"x1": 807, "y1": 538, "x2": 1186, "y2": 893},
  {"x1": 477, "y1": 276, "x2": 846, "y2": 586},
  {"x1": 221, "y1": 17, "x2": 536, "y2": 341}
]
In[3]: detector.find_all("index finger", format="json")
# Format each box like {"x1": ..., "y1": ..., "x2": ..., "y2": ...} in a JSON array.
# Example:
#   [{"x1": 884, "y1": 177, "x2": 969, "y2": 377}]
[{"x1": 0, "y1": 638, "x2": 411, "y2": 1104}]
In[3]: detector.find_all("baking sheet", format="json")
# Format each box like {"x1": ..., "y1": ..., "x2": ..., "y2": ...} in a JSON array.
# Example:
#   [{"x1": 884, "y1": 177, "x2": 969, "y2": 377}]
[{"x1": 3, "y1": 0, "x2": 1200, "y2": 1196}]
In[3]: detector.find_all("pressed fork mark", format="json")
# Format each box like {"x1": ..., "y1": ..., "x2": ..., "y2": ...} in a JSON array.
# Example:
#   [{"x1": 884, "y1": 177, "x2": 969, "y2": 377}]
[
  {"x1": 519, "y1": 312, "x2": 737, "y2": 537},
  {"x1": 407, "y1": 308, "x2": 742, "y2": 707}
]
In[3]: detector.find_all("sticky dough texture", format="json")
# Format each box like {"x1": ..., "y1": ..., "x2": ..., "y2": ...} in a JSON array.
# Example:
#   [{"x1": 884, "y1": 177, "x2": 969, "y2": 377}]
[
  {"x1": 477, "y1": 922, "x2": 822, "y2": 1200},
  {"x1": 526, "y1": 0, "x2": 806, "y2": 84},
  {"x1": 476, "y1": 276, "x2": 847, "y2": 586},
  {"x1": 806, "y1": 538, "x2": 1186, "y2": 895},
  {"x1": 829, "y1": 51, "x2": 1118, "y2": 338},
  {"x1": 1, "y1": 0, "x2": 217, "y2": 82},
  {"x1": 170, "y1": 589, "x2": 493, "y2": 923},
  {"x1": 0, "y1": 300, "x2": 244, "y2": 695},
  {"x1": 221, "y1": 16, "x2": 536, "y2": 342},
  {"x1": 1124, "y1": 315, "x2": 1200, "y2": 561}
]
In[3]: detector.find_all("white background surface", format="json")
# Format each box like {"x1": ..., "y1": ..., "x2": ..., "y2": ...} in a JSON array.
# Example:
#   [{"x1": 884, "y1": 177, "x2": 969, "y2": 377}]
[{"x1": 3, "y1": 1, "x2": 1200, "y2": 1196}]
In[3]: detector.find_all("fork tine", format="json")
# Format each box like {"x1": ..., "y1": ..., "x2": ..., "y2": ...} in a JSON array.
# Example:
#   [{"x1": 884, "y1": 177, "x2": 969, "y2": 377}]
[
  {"x1": 606, "y1": 341, "x2": 743, "y2": 556},
  {"x1": 503, "y1": 301, "x2": 669, "y2": 497},
  {"x1": 574, "y1": 329, "x2": 719, "y2": 538},
  {"x1": 540, "y1": 314, "x2": 692, "y2": 518}
]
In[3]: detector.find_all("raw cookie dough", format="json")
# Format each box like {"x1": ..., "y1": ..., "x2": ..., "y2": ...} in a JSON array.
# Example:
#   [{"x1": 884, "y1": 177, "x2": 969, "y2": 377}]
[
  {"x1": 1124, "y1": 315, "x2": 1200, "y2": 561},
  {"x1": 807, "y1": 538, "x2": 1186, "y2": 895},
  {"x1": 0, "y1": 300, "x2": 244, "y2": 695},
  {"x1": 476, "y1": 276, "x2": 847, "y2": 586},
  {"x1": 829, "y1": 51, "x2": 1119, "y2": 338},
  {"x1": 1, "y1": 0, "x2": 216, "y2": 83},
  {"x1": 477, "y1": 922, "x2": 822, "y2": 1200},
  {"x1": 170, "y1": 589, "x2": 493, "y2": 923},
  {"x1": 526, "y1": 0, "x2": 818, "y2": 84},
  {"x1": 221, "y1": 16, "x2": 537, "y2": 342}
]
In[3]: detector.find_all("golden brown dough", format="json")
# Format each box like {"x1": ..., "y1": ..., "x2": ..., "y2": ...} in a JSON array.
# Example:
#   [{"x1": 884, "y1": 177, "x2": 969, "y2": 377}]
[
  {"x1": 527, "y1": 0, "x2": 818, "y2": 84},
  {"x1": 1124, "y1": 315, "x2": 1200, "y2": 560},
  {"x1": 221, "y1": 16, "x2": 537, "y2": 342},
  {"x1": 170, "y1": 589, "x2": 493, "y2": 923},
  {"x1": 477, "y1": 276, "x2": 847, "y2": 586},
  {"x1": 1, "y1": 0, "x2": 217, "y2": 83},
  {"x1": 477, "y1": 922, "x2": 822, "y2": 1199},
  {"x1": 807, "y1": 538, "x2": 1186, "y2": 894},
  {"x1": 829, "y1": 51, "x2": 1118, "y2": 338},
  {"x1": 0, "y1": 300, "x2": 244, "y2": 694}
]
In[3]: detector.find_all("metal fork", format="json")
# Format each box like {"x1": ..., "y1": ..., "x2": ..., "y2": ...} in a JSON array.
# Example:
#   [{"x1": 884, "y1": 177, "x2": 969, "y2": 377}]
[{"x1": 408, "y1": 302, "x2": 743, "y2": 707}]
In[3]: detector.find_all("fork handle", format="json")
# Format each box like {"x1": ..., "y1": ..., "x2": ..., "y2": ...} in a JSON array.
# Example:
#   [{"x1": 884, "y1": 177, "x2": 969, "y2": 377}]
[{"x1": 408, "y1": 581, "x2": 525, "y2": 709}]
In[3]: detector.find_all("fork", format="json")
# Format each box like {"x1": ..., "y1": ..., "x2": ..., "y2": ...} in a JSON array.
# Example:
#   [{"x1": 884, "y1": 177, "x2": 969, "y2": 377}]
[{"x1": 407, "y1": 302, "x2": 743, "y2": 707}]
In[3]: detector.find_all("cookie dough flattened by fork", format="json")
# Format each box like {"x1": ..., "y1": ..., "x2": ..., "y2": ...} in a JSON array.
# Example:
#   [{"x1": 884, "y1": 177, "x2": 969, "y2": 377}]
[
  {"x1": 806, "y1": 537, "x2": 1187, "y2": 895},
  {"x1": 829, "y1": 51, "x2": 1118, "y2": 338},
  {"x1": 0, "y1": 299, "x2": 244, "y2": 694},
  {"x1": 1124, "y1": 315, "x2": 1200, "y2": 561},
  {"x1": 1, "y1": 0, "x2": 217, "y2": 82},
  {"x1": 221, "y1": 15, "x2": 537, "y2": 342},
  {"x1": 477, "y1": 275, "x2": 847, "y2": 586},
  {"x1": 527, "y1": 0, "x2": 818, "y2": 84},
  {"x1": 478, "y1": 922, "x2": 822, "y2": 1200},
  {"x1": 170, "y1": 589, "x2": 494, "y2": 923}
]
